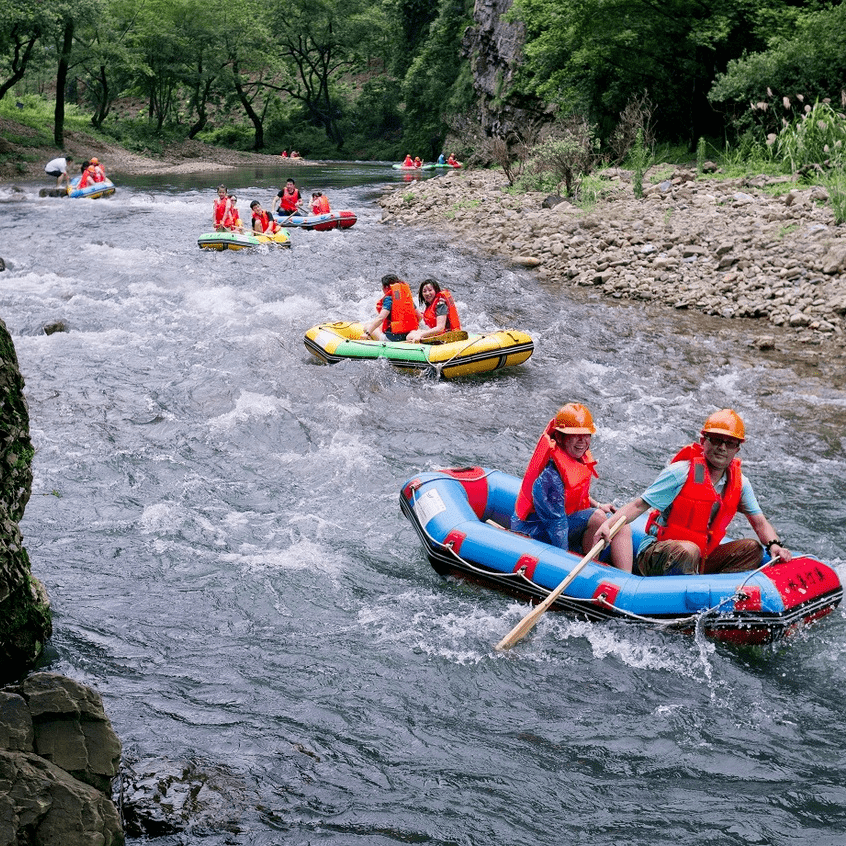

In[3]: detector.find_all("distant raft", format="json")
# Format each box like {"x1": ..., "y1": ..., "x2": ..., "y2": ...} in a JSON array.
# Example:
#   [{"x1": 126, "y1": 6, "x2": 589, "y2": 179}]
[
  {"x1": 273, "y1": 210, "x2": 357, "y2": 231},
  {"x1": 197, "y1": 229, "x2": 291, "y2": 251},
  {"x1": 67, "y1": 177, "x2": 116, "y2": 199},
  {"x1": 391, "y1": 163, "x2": 436, "y2": 171},
  {"x1": 303, "y1": 321, "x2": 534, "y2": 379}
]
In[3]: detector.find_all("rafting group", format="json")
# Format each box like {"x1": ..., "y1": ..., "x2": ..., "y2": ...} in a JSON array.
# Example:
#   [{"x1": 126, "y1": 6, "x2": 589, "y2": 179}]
[
  {"x1": 393, "y1": 153, "x2": 462, "y2": 170},
  {"x1": 43, "y1": 155, "x2": 116, "y2": 199}
]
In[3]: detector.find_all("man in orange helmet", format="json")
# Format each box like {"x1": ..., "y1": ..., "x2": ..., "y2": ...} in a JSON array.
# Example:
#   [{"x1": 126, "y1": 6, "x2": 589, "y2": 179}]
[
  {"x1": 511, "y1": 403, "x2": 633, "y2": 572},
  {"x1": 595, "y1": 409, "x2": 791, "y2": 576}
]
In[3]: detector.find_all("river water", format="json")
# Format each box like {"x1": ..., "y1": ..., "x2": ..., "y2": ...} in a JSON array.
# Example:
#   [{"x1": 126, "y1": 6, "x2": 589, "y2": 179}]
[{"x1": 2, "y1": 162, "x2": 846, "y2": 845}]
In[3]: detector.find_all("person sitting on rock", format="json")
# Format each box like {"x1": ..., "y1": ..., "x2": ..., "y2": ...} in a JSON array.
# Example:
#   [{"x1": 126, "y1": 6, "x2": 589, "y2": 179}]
[{"x1": 360, "y1": 274, "x2": 419, "y2": 342}]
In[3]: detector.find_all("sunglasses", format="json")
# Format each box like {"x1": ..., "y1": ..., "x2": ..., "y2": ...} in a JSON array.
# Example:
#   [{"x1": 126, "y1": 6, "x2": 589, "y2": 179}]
[{"x1": 704, "y1": 434, "x2": 741, "y2": 450}]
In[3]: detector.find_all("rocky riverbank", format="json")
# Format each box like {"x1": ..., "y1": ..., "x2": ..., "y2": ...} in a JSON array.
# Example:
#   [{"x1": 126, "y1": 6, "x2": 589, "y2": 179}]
[{"x1": 378, "y1": 166, "x2": 846, "y2": 352}]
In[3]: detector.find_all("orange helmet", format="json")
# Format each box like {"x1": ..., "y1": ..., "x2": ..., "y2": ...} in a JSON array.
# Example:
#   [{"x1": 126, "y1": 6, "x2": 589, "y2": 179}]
[
  {"x1": 700, "y1": 409, "x2": 745, "y2": 442},
  {"x1": 90, "y1": 157, "x2": 99, "y2": 165},
  {"x1": 553, "y1": 403, "x2": 595, "y2": 435}
]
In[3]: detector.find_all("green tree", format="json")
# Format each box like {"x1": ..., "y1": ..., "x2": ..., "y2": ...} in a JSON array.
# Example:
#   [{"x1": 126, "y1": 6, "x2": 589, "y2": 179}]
[
  {"x1": 0, "y1": 1, "x2": 60, "y2": 100},
  {"x1": 508, "y1": 0, "x2": 807, "y2": 144},
  {"x1": 709, "y1": 3, "x2": 846, "y2": 135},
  {"x1": 400, "y1": 0, "x2": 474, "y2": 158},
  {"x1": 267, "y1": 0, "x2": 388, "y2": 147}
]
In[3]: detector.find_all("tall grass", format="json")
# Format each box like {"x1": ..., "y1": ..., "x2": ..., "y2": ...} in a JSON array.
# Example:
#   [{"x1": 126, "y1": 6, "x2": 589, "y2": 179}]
[{"x1": 775, "y1": 100, "x2": 846, "y2": 172}]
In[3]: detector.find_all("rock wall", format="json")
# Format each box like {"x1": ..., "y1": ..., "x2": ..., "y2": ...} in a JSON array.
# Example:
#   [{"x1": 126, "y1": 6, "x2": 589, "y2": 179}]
[
  {"x1": 462, "y1": 0, "x2": 547, "y2": 141},
  {"x1": 0, "y1": 321, "x2": 125, "y2": 844},
  {"x1": 0, "y1": 318, "x2": 51, "y2": 682}
]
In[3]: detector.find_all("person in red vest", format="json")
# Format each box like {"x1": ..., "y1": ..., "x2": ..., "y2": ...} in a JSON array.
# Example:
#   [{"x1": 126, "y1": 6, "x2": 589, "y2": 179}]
[
  {"x1": 511, "y1": 404, "x2": 633, "y2": 572},
  {"x1": 221, "y1": 194, "x2": 243, "y2": 231},
  {"x1": 309, "y1": 191, "x2": 331, "y2": 214},
  {"x1": 213, "y1": 184, "x2": 232, "y2": 230},
  {"x1": 275, "y1": 178, "x2": 303, "y2": 216},
  {"x1": 78, "y1": 157, "x2": 106, "y2": 188},
  {"x1": 402, "y1": 155, "x2": 413, "y2": 167},
  {"x1": 360, "y1": 274, "x2": 419, "y2": 342},
  {"x1": 595, "y1": 409, "x2": 792, "y2": 575},
  {"x1": 250, "y1": 200, "x2": 280, "y2": 234},
  {"x1": 406, "y1": 279, "x2": 461, "y2": 342}
]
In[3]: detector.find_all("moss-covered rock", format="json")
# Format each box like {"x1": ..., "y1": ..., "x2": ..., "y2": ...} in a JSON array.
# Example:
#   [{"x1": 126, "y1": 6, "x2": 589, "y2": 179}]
[{"x1": 0, "y1": 317, "x2": 51, "y2": 683}]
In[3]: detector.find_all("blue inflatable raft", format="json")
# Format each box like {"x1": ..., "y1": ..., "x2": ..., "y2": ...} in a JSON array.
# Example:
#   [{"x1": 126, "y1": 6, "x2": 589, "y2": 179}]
[
  {"x1": 67, "y1": 176, "x2": 116, "y2": 199},
  {"x1": 400, "y1": 467, "x2": 843, "y2": 646}
]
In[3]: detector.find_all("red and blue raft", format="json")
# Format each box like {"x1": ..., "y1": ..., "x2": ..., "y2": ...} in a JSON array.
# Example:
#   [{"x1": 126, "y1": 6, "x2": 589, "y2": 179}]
[{"x1": 399, "y1": 467, "x2": 843, "y2": 646}]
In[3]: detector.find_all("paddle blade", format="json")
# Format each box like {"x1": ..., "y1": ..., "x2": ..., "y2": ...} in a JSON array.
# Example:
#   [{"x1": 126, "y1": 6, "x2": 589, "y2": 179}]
[{"x1": 495, "y1": 515, "x2": 626, "y2": 651}]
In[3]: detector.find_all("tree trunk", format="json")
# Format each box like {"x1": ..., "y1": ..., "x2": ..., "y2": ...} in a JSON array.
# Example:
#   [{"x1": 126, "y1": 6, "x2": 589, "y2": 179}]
[{"x1": 54, "y1": 19, "x2": 75, "y2": 147}]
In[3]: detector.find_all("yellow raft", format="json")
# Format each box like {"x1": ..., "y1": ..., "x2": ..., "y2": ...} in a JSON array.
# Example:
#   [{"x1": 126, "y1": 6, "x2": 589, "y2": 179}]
[
  {"x1": 197, "y1": 230, "x2": 291, "y2": 250},
  {"x1": 303, "y1": 322, "x2": 534, "y2": 379}
]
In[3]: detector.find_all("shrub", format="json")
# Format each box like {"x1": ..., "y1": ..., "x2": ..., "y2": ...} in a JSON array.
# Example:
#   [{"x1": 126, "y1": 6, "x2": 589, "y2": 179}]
[{"x1": 519, "y1": 116, "x2": 600, "y2": 197}]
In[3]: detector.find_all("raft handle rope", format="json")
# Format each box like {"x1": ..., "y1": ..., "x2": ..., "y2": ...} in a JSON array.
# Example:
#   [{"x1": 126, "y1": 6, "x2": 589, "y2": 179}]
[
  {"x1": 408, "y1": 476, "x2": 780, "y2": 630},
  {"x1": 429, "y1": 333, "x2": 490, "y2": 379}
]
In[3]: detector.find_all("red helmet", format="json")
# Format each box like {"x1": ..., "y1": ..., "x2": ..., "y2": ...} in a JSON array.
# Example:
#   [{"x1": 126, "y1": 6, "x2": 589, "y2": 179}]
[
  {"x1": 700, "y1": 409, "x2": 745, "y2": 442},
  {"x1": 553, "y1": 403, "x2": 596, "y2": 435}
]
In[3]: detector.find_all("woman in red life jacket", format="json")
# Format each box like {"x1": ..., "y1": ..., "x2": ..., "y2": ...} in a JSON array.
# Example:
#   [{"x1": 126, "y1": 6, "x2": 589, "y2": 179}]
[
  {"x1": 78, "y1": 158, "x2": 105, "y2": 189},
  {"x1": 511, "y1": 404, "x2": 633, "y2": 572},
  {"x1": 414, "y1": 156, "x2": 422, "y2": 168},
  {"x1": 447, "y1": 153, "x2": 461, "y2": 167},
  {"x1": 402, "y1": 155, "x2": 413, "y2": 167},
  {"x1": 250, "y1": 200, "x2": 279, "y2": 234},
  {"x1": 275, "y1": 178, "x2": 303, "y2": 215},
  {"x1": 316, "y1": 192, "x2": 330, "y2": 213},
  {"x1": 406, "y1": 279, "x2": 461, "y2": 342},
  {"x1": 221, "y1": 195, "x2": 243, "y2": 231},
  {"x1": 360, "y1": 274, "x2": 419, "y2": 341},
  {"x1": 213, "y1": 185, "x2": 231, "y2": 230}
]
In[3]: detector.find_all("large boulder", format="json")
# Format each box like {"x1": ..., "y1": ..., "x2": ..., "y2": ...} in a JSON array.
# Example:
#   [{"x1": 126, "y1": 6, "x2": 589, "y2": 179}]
[{"x1": 1, "y1": 673, "x2": 124, "y2": 845}]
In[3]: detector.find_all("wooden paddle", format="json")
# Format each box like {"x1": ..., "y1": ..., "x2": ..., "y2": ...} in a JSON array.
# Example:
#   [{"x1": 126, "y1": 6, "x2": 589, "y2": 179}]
[{"x1": 495, "y1": 514, "x2": 627, "y2": 651}]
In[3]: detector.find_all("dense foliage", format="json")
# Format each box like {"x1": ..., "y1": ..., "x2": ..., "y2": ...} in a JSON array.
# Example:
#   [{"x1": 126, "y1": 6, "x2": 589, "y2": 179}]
[{"x1": 1, "y1": 0, "x2": 844, "y2": 162}]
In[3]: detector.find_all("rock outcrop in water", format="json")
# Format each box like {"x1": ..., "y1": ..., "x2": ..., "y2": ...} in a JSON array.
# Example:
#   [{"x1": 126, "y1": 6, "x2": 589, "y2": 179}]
[
  {"x1": 0, "y1": 319, "x2": 125, "y2": 844},
  {"x1": 1, "y1": 673, "x2": 124, "y2": 845},
  {"x1": 379, "y1": 167, "x2": 846, "y2": 344},
  {"x1": 0, "y1": 318, "x2": 50, "y2": 680}
]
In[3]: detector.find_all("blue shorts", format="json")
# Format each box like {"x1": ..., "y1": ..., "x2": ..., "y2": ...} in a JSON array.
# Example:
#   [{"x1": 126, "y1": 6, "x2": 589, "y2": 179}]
[{"x1": 568, "y1": 508, "x2": 612, "y2": 561}]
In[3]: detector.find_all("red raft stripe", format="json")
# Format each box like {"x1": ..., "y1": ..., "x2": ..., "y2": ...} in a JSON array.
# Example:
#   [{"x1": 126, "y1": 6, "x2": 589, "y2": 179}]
[
  {"x1": 512, "y1": 555, "x2": 539, "y2": 579},
  {"x1": 442, "y1": 467, "x2": 489, "y2": 521}
]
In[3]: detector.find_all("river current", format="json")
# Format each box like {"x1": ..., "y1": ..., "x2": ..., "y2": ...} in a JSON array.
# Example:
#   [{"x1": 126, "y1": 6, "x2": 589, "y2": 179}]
[{"x1": 2, "y1": 162, "x2": 846, "y2": 845}]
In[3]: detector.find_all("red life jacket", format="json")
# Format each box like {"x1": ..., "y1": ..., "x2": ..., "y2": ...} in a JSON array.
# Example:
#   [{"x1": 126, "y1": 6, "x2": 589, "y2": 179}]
[
  {"x1": 91, "y1": 165, "x2": 105, "y2": 183},
  {"x1": 377, "y1": 283, "x2": 418, "y2": 335},
  {"x1": 644, "y1": 442, "x2": 743, "y2": 557},
  {"x1": 79, "y1": 169, "x2": 93, "y2": 189},
  {"x1": 214, "y1": 197, "x2": 230, "y2": 225},
  {"x1": 279, "y1": 188, "x2": 300, "y2": 212},
  {"x1": 423, "y1": 290, "x2": 461, "y2": 331},
  {"x1": 317, "y1": 195, "x2": 330, "y2": 213},
  {"x1": 403, "y1": 156, "x2": 413, "y2": 167},
  {"x1": 252, "y1": 210, "x2": 277, "y2": 233},
  {"x1": 514, "y1": 419, "x2": 598, "y2": 520}
]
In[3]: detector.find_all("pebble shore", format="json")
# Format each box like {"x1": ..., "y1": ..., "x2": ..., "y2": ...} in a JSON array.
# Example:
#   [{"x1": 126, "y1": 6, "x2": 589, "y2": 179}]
[{"x1": 378, "y1": 166, "x2": 846, "y2": 352}]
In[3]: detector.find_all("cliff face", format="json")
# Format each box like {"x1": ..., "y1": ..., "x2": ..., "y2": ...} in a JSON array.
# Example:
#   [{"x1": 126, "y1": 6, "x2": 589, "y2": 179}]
[
  {"x1": 463, "y1": 0, "x2": 547, "y2": 140},
  {"x1": 0, "y1": 317, "x2": 51, "y2": 682}
]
